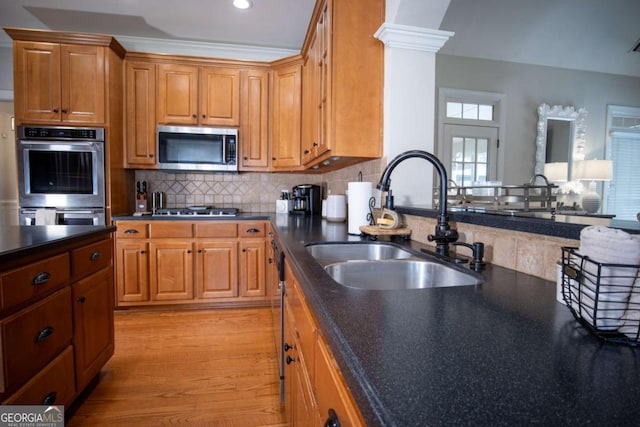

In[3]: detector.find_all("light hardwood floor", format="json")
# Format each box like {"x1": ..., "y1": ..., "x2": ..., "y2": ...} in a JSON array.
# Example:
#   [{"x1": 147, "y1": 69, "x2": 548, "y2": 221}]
[{"x1": 67, "y1": 307, "x2": 286, "y2": 426}]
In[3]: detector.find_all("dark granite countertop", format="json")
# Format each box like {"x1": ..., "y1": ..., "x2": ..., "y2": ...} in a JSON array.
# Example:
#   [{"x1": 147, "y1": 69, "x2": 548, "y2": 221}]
[
  {"x1": 0, "y1": 225, "x2": 116, "y2": 265},
  {"x1": 272, "y1": 214, "x2": 640, "y2": 426},
  {"x1": 111, "y1": 213, "x2": 271, "y2": 221}
]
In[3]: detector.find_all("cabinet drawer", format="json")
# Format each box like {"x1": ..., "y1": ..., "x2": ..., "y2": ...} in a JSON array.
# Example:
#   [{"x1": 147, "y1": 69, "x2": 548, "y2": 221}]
[
  {"x1": 0, "y1": 253, "x2": 70, "y2": 312},
  {"x1": 239, "y1": 222, "x2": 266, "y2": 237},
  {"x1": 2, "y1": 288, "x2": 73, "y2": 393},
  {"x1": 116, "y1": 222, "x2": 148, "y2": 238},
  {"x1": 3, "y1": 346, "x2": 75, "y2": 407},
  {"x1": 195, "y1": 222, "x2": 238, "y2": 238},
  {"x1": 71, "y1": 238, "x2": 112, "y2": 280},
  {"x1": 149, "y1": 222, "x2": 193, "y2": 238}
]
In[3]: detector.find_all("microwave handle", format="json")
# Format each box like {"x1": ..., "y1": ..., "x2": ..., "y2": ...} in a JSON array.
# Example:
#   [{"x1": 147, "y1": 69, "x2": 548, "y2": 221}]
[{"x1": 223, "y1": 135, "x2": 227, "y2": 162}]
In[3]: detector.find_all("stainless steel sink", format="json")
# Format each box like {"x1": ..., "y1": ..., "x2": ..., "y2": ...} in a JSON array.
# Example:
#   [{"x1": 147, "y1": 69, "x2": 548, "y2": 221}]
[
  {"x1": 324, "y1": 260, "x2": 482, "y2": 290},
  {"x1": 305, "y1": 242, "x2": 414, "y2": 261}
]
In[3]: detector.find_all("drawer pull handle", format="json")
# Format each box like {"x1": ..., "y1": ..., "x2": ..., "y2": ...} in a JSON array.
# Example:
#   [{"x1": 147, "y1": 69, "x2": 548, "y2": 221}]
[
  {"x1": 246, "y1": 228, "x2": 260, "y2": 233},
  {"x1": 124, "y1": 229, "x2": 139, "y2": 234},
  {"x1": 90, "y1": 251, "x2": 102, "y2": 261},
  {"x1": 35, "y1": 326, "x2": 54, "y2": 343},
  {"x1": 42, "y1": 391, "x2": 57, "y2": 405},
  {"x1": 32, "y1": 272, "x2": 51, "y2": 285}
]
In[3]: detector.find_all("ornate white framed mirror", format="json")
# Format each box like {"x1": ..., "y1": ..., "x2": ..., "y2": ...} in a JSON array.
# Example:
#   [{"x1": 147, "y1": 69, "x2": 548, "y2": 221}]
[{"x1": 535, "y1": 104, "x2": 588, "y2": 181}]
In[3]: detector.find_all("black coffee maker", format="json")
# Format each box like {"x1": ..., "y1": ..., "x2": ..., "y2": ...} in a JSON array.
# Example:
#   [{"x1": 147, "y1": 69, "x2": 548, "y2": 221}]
[{"x1": 291, "y1": 184, "x2": 322, "y2": 215}]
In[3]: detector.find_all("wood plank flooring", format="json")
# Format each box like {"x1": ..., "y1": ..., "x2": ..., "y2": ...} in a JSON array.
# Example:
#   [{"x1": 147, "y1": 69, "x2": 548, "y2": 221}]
[{"x1": 67, "y1": 307, "x2": 286, "y2": 427}]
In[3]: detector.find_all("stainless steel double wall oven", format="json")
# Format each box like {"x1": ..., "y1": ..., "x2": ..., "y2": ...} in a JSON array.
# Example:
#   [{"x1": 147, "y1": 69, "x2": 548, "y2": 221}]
[{"x1": 17, "y1": 126, "x2": 106, "y2": 225}]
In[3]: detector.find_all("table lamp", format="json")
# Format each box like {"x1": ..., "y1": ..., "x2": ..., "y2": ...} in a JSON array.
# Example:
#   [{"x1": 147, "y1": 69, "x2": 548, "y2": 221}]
[{"x1": 575, "y1": 159, "x2": 613, "y2": 214}]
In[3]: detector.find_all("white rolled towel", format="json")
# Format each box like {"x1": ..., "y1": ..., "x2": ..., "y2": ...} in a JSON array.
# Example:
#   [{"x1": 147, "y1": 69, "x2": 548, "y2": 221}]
[{"x1": 573, "y1": 226, "x2": 640, "y2": 331}]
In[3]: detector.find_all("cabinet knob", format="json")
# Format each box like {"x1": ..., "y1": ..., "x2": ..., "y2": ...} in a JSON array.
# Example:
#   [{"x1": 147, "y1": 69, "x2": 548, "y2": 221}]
[
  {"x1": 149, "y1": 154, "x2": 154, "y2": 158},
  {"x1": 90, "y1": 251, "x2": 102, "y2": 261},
  {"x1": 140, "y1": 250, "x2": 146, "y2": 254},
  {"x1": 198, "y1": 249, "x2": 203, "y2": 253},
  {"x1": 272, "y1": 157, "x2": 276, "y2": 161},
  {"x1": 192, "y1": 114, "x2": 197, "y2": 118},
  {"x1": 52, "y1": 108, "x2": 59, "y2": 113},
  {"x1": 187, "y1": 250, "x2": 192, "y2": 254},
  {"x1": 41, "y1": 391, "x2": 57, "y2": 406},
  {"x1": 77, "y1": 296, "x2": 86, "y2": 303},
  {"x1": 61, "y1": 109, "x2": 68, "y2": 114},
  {"x1": 313, "y1": 142, "x2": 319, "y2": 147},
  {"x1": 35, "y1": 326, "x2": 54, "y2": 343},
  {"x1": 284, "y1": 342, "x2": 293, "y2": 352},
  {"x1": 304, "y1": 150, "x2": 310, "y2": 155},
  {"x1": 202, "y1": 114, "x2": 206, "y2": 118},
  {"x1": 286, "y1": 355, "x2": 296, "y2": 365},
  {"x1": 324, "y1": 409, "x2": 341, "y2": 427},
  {"x1": 244, "y1": 156, "x2": 248, "y2": 160}
]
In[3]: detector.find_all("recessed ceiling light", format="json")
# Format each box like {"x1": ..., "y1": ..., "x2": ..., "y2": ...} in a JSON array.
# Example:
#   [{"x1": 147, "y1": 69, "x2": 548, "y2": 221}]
[{"x1": 233, "y1": 0, "x2": 253, "y2": 9}]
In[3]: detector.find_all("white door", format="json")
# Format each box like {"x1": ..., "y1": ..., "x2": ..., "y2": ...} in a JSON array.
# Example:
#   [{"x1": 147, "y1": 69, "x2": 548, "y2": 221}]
[{"x1": 443, "y1": 124, "x2": 499, "y2": 187}]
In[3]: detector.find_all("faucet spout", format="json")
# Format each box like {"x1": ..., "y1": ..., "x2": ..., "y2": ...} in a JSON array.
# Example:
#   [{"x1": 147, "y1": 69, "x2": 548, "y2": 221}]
[{"x1": 377, "y1": 150, "x2": 458, "y2": 256}]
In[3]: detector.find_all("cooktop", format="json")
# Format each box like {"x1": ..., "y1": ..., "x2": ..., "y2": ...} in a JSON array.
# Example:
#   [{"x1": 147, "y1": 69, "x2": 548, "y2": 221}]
[{"x1": 153, "y1": 206, "x2": 238, "y2": 217}]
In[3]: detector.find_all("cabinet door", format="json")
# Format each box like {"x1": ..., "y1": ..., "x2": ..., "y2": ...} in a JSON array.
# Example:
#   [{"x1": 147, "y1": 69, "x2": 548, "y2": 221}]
[
  {"x1": 115, "y1": 240, "x2": 149, "y2": 304},
  {"x1": 61, "y1": 44, "x2": 105, "y2": 124},
  {"x1": 72, "y1": 267, "x2": 114, "y2": 391},
  {"x1": 195, "y1": 241, "x2": 239, "y2": 299},
  {"x1": 239, "y1": 239, "x2": 266, "y2": 298},
  {"x1": 13, "y1": 41, "x2": 62, "y2": 123},
  {"x1": 200, "y1": 67, "x2": 240, "y2": 126},
  {"x1": 149, "y1": 240, "x2": 194, "y2": 301},
  {"x1": 157, "y1": 63, "x2": 199, "y2": 125},
  {"x1": 315, "y1": 2, "x2": 331, "y2": 157},
  {"x1": 125, "y1": 61, "x2": 157, "y2": 167},
  {"x1": 271, "y1": 63, "x2": 302, "y2": 170},
  {"x1": 240, "y1": 68, "x2": 270, "y2": 171}
]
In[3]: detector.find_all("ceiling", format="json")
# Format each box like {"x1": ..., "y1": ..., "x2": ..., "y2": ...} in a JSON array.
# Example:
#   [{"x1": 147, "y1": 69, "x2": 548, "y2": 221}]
[{"x1": 0, "y1": 0, "x2": 639, "y2": 77}]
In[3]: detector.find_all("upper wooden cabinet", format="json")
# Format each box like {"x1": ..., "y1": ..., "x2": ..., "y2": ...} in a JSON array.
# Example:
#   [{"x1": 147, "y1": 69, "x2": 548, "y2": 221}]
[
  {"x1": 12, "y1": 41, "x2": 106, "y2": 124},
  {"x1": 300, "y1": 0, "x2": 384, "y2": 171},
  {"x1": 157, "y1": 63, "x2": 240, "y2": 127},
  {"x1": 271, "y1": 58, "x2": 303, "y2": 171},
  {"x1": 239, "y1": 68, "x2": 270, "y2": 171},
  {"x1": 125, "y1": 61, "x2": 157, "y2": 167}
]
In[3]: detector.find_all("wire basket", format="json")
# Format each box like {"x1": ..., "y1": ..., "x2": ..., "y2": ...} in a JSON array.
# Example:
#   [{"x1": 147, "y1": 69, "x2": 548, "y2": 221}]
[{"x1": 561, "y1": 247, "x2": 640, "y2": 345}]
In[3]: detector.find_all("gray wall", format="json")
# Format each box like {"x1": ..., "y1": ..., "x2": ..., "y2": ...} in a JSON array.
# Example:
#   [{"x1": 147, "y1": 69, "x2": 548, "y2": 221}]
[
  {"x1": 0, "y1": 46, "x2": 13, "y2": 98},
  {"x1": 435, "y1": 54, "x2": 640, "y2": 185}
]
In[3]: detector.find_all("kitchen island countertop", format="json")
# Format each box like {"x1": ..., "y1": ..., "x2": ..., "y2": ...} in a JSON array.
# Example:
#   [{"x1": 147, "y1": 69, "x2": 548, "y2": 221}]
[
  {"x1": 272, "y1": 214, "x2": 640, "y2": 426},
  {"x1": 0, "y1": 225, "x2": 116, "y2": 265}
]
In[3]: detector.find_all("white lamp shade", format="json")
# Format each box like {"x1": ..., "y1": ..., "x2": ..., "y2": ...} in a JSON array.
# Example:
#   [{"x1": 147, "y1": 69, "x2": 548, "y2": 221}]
[
  {"x1": 544, "y1": 162, "x2": 568, "y2": 182},
  {"x1": 575, "y1": 159, "x2": 613, "y2": 181}
]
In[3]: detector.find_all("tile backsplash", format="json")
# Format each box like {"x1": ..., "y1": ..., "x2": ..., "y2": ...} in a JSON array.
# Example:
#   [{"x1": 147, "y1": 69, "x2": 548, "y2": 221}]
[{"x1": 134, "y1": 158, "x2": 384, "y2": 213}]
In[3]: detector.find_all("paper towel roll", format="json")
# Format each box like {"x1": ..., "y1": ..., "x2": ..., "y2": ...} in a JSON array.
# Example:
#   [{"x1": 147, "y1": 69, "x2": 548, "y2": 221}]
[{"x1": 347, "y1": 182, "x2": 372, "y2": 234}]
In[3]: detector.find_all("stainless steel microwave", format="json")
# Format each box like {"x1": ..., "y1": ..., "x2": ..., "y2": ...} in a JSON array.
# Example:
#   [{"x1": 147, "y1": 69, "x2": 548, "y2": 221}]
[{"x1": 157, "y1": 125, "x2": 238, "y2": 172}]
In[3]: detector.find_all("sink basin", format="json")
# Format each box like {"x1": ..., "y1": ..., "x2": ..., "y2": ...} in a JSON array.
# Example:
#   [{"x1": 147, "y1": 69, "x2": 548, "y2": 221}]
[
  {"x1": 324, "y1": 260, "x2": 482, "y2": 290},
  {"x1": 305, "y1": 242, "x2": 414, "y2": 261}
]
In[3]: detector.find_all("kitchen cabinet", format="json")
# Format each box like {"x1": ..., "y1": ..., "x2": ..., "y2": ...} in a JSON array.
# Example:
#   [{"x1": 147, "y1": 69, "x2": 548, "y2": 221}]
[
  {"x1": 149, "y1": 240, "x2": 194, "y2": 301},
  {"x1": 282, "y1": 258, "x2": 364, "y2": 426},
  {"x1": 299, "y1": 0, "x2": 384, "y2": 171},
  {"x1": 239, "y1": 68, "x2": 270, "y2": 171},
  {"x1": 12, "y1": 40, "x2": 105, "y2": 124},
  {"x1": 157, "y1": 63, "x2": 240, "y2": 126},
  {"x1": 0, "y1": 230, "x2": 115, "y2": 406},
  {"x1": 113, "y1": 220, "x2": 270, "y2": 307},
  {"x1": 271, "y1": 58, "x2": 303, "y2": 171},
  {"x1": 125, "y1": 61, "x2": 157, "y2": 168}
]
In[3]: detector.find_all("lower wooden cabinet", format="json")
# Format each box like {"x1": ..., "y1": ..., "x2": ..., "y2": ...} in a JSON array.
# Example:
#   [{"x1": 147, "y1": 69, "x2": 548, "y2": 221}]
[
  {"x1": 72, "y1": 267, "x2": 115, "y2": 391},
  {"x1": 114, "y1": 220, "x2": 269, "y2": 307},
  {"x1": 0, "y1": 232, "x2": 115, "y2": 406},
  {"x1": 284, "y1": 262, "x2": 364, "y2": 427}
]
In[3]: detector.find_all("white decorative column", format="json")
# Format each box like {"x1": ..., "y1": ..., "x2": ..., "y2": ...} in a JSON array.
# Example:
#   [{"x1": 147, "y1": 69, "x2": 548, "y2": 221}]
[{"x1": 374, "y1": 24, "x2": 453, "y2": 208}]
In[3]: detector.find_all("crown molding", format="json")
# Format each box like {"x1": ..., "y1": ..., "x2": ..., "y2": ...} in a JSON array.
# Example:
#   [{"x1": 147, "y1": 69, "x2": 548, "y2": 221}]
[
  {"x1": 374, "y1": 23, "x2": 454, "y2": 53},
  {"x1": 115, "y1": 35, "x2": 298, "y2": 62}
]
